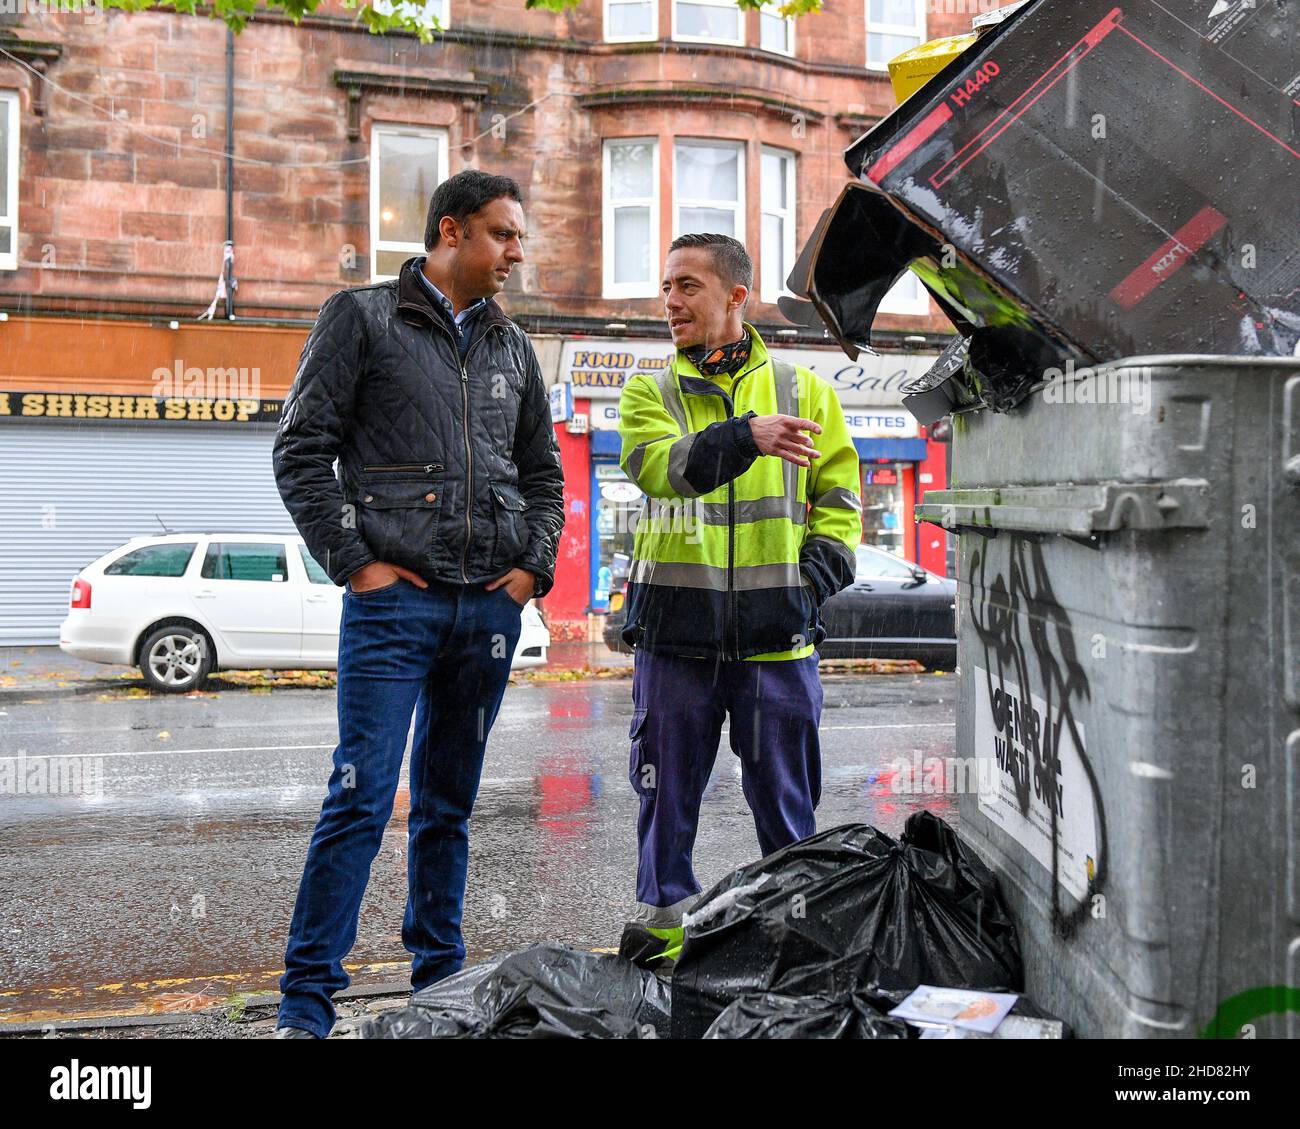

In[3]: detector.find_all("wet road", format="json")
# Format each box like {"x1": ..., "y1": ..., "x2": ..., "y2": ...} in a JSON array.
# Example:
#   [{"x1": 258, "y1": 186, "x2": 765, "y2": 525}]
[{"x1": 0, "y1": 673, "x2": 956, "y2": 1022}]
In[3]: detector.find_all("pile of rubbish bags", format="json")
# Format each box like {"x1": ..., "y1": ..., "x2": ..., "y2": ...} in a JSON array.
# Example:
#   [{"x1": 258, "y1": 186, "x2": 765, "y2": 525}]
[
  {"x1": 362, "y1": 811, "x2": 1064, "y2": 1039},
  {"x1": 362, "y1": 941, "x2": 671, "y2": 1039},
  {"x1": 671, "y1": 811, "x2": 1023, "y2": 1038}
]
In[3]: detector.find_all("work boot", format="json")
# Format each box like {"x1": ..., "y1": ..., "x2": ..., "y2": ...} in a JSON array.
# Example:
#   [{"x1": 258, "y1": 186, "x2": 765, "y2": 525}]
[
  {"x1": 618, "y1": 895, "x2": 695, "y2": 971},
  {"x1": 618, "y1": 922, "x2": 683, "y2": 972},
  {"x1": 271, "y1": 1025, "x2": 319, "y2": 1039}
]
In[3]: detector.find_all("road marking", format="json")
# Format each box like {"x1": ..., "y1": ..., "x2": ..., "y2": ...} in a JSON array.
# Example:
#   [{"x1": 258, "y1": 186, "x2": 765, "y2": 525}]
[
  {"x1": 0, "y1": 723, "x2": 954, "y2": 763},
  {"x1": 0, "y1": 743, "x2": 335, "y2": 762},
  {"x1": 722, "y1": 717, "x2": 956, "y2": 738},
  {"x1": 820, "y1": 723, "x2": 953, "y2": 731}
]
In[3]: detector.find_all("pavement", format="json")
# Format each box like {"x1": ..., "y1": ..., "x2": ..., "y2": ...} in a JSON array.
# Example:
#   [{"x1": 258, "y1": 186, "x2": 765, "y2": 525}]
[
  {"x1": 0, "y1": 981, "x2": 416, "y2": 1040},
  {"x1": 0, "y1": 640, "x2": 634, "y2": 700},
  {"x1": 0, "y1": 641, "x2": 920, "y2": 701}
]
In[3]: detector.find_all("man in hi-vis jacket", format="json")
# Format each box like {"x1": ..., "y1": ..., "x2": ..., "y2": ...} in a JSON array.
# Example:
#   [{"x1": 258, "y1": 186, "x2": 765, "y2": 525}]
[{"x1": 615, "y1": 233, "x2": 863, "y2": 969}]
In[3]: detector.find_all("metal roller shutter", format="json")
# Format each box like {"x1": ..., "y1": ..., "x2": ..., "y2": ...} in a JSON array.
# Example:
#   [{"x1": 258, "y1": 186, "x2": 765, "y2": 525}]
[{"x1": 0, "y1": 423, "x2": 296, "y2": 644}]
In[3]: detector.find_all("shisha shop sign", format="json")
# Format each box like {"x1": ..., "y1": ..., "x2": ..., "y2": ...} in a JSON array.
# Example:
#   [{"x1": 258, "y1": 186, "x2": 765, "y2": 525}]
[{"x1": 0, "y1": 391, "x2": 282, "y2": 423}]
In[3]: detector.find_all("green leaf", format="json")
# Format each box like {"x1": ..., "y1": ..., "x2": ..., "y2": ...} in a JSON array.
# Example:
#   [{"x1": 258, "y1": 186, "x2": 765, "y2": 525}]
[{"x1": 98, "y1": 0, "x2": 821, "y2": 36}]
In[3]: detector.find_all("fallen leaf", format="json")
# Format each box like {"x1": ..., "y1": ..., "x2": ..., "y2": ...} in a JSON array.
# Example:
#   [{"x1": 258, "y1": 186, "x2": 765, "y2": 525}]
[{"x1": 147, "y1": 989, "x2": 223, "y2": 1014}]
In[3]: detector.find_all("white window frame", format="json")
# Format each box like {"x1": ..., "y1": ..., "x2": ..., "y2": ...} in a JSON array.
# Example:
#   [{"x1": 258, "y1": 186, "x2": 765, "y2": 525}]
[
  {"x1": 602, "y1": 137, "x2": 661, "y2": 300},
  {"x1": 759, "y1": 8, "x2": 795, "y2": 57},
  {"x1": 760, "y1": 146, "x2": 796, "y2": 304},
  {"x1": 370, "y1": 0, "x2": 450, "y2": 32},
  {"x1": 369, "y1": 124, "x2": 448, "y2": 282},
  {"x1": 673, "y1": 139, "x2": 746, "y2": 246},
  {"x1": 865, "y1": 0, "x2": 926, "y2": 71},
  {"x1": 672, "y1": 0, "x2": 745, "y2": 47},
  {"x1": 0, "y1": 90, "x2": 18, "y2": 272},
  {"x1": 604, "y1": 0, "x2": 658, "y2": 43},
  {"x1": 877, "y1": 269, "x2": 931, "y2": 316}
]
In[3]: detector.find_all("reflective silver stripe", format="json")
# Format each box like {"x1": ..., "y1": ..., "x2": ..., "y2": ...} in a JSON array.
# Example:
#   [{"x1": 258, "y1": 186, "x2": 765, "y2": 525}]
[
  {"x1": 625, "y1": 440, "x2": 652, "y2": 486},
  {"x1": 771, "y1": 359, "x2": 801, "y2": 506},
  {"x1": 812, "y1": 486, "x2": 863, "y2": 516},
  {"x1": 653, "y1": 365, "x2": 689, "y2": 433},
  {"x1": 629, "y1": 559, "x2": 802, "y2": 591},
  {"x1": 698, "y1": 495, "x2": 807, "y2": 526},
  {"x1": 772, "y1": 359, "x2": 799, "y2": 418},
  {"x1": 631, "y1": 896, "x2": 696, "y2": 928},
  {"x1": 666, "y1": 433, "x2": 702, "y2": 497}
]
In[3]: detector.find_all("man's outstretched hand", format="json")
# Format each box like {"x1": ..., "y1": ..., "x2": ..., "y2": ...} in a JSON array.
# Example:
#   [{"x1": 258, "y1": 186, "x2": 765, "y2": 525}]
[{"x1": 748, "y1": 414, "x2": 823, "y2": 468}]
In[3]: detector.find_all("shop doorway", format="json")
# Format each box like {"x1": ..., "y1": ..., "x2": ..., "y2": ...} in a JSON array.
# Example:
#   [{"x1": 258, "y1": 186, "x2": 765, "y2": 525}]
[
  {"x1": 860, "y1": 461, "x2": 915, "y2": 560},
  {"x1": 590, "y1": 460, "x2": 643, "y2": 610}
]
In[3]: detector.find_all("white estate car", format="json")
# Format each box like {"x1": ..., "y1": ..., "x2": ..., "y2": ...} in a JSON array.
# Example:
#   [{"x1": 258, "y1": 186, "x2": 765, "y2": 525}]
[{"x1": 59, "y1": 533, "x2": 551, "y2": 693}]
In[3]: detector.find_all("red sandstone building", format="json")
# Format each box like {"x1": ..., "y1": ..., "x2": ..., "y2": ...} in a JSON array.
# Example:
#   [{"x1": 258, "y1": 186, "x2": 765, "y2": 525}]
[{"x1": 0, "y1": 0, "x2": 973, "y2": 644}]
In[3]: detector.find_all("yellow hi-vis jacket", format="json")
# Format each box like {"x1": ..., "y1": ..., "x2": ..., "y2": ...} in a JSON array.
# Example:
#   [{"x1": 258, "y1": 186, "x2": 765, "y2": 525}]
[{"x1": 617, "y1": 324, "x2": 863, "y2": 661}]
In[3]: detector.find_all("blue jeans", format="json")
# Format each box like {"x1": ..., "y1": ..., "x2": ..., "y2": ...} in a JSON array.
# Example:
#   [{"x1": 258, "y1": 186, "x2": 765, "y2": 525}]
[{"x1": 277, "y1": 577, "x2": 524, "y2": 1037}]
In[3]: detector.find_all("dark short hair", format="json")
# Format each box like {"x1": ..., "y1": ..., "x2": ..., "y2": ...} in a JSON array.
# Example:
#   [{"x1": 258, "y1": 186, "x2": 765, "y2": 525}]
[
  {"x1": 424, "y1": 169, "x2": 523, "y2": 248},
  {"x1": 668, "y1": 232, "x2": 753, "y2": 291}
]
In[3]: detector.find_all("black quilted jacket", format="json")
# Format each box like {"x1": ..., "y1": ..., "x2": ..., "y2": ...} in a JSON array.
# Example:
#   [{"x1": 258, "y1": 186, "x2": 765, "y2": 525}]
[{"x1": 272, "y1": 257, "x2": 565, "y2": 597}]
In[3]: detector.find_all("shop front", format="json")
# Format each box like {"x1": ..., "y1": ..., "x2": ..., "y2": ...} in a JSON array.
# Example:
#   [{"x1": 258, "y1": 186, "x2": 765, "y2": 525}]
[
  {"x1": 0, "y1": 316, "x2": 309, "y2": 645},
  {"x1": 0, "y1": 315, "x2": 576, "y2": 648}
]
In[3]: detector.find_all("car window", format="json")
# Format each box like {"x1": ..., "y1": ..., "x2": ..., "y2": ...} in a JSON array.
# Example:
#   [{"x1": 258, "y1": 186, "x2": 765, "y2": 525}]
[
  {"x1": 104, "y1": 543, "x2": 197, "y2": 577},
  {"x1": 855, "y1": 545, "x2": 920, "y2": 581},
  {"x1": 202, "y1": 542, "x2": 288, "y2": 582},
  {"x1": 297, "y1": 545, "x2": 332, "y2": 585}
]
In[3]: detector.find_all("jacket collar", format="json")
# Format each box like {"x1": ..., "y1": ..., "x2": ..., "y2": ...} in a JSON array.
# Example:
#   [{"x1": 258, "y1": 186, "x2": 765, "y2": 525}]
[
  {"x1": 395, "y1": 255, "x2": 510, "y2": 335},
  {"x1": 673, "y1": 322, "x2": 771, "y2": 389}
]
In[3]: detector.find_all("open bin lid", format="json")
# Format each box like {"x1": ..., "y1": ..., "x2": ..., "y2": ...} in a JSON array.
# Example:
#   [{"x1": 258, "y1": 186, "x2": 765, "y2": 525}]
[{"x1": 784, "y1": 0, "x2": 1300, "y2": 410}]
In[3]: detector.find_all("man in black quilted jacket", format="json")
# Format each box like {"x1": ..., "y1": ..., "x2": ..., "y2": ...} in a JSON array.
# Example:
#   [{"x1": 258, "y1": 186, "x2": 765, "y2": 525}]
[{"x1": 270, "y1": 170, "x2": 564, "y2": 1039}]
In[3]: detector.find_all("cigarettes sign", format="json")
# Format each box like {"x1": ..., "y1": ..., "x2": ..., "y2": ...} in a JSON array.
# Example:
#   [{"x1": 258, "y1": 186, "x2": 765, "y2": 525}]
[{"x1": 973, "y1": 666, "x2": 1099, "y2": 902}]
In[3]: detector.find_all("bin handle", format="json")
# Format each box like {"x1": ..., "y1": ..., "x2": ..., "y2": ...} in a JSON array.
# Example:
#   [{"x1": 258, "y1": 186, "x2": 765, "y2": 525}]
[{"x1": 915, "y1": 479, "x2": 1210, "y2": 536}]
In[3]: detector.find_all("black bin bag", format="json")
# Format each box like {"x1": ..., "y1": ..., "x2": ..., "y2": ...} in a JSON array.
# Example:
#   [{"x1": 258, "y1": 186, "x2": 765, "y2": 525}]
[
  {"x1": 671, "y1": 812, "x2": 1022, "y2": 1040},
  {"x1": 360, "y1": 942, "x2": 672, "y2": 1039},
  {"x1": 703, "y1": 988, "x2": 911, "y2": 1040}
]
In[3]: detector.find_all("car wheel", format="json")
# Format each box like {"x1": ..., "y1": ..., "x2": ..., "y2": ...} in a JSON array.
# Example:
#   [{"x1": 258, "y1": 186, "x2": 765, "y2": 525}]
[{"x1": 140, "y1": 624, "x2": 214, "y2": 693}]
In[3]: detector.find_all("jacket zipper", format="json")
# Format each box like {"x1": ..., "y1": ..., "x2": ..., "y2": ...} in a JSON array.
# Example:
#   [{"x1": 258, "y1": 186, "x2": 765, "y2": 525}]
[
  {"x1": 362, "y1": 463, "x2": 444, "y2": 473},
  {"x1": 457, "y1": 323, "x2": 500, "y2": 583},
  {"x1": 727, "y1": 431, "x2": 736, "y2": 659},
  {"x1": 459, "y1": 359, "x2": 473, "y2": 582},
  {"x1": 402, "y1": 301, "x2": 500, "y2": 583},
  {"x1": 680, "y1": 358, "x2": 762, "y2": 661},
  {"x1": 729, "y1": 363, "x2": 767, "y2": 657}
]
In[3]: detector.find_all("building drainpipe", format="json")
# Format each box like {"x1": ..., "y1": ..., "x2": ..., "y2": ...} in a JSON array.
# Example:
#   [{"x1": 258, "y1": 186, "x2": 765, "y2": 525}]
[{"x1": 223, "y1": 26, "x2": 236, "y2": 319}]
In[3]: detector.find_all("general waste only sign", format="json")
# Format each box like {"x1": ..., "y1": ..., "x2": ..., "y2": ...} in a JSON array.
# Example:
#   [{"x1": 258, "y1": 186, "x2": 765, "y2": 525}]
[{"x1": 973, "y1": 666, "x2": 1100, "y2": 902}]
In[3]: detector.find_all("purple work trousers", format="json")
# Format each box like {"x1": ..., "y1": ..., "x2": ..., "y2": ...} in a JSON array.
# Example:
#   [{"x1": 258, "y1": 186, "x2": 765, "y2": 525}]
[{"x1": 628, "y1": 649, "x2": 823, "y2": 918}]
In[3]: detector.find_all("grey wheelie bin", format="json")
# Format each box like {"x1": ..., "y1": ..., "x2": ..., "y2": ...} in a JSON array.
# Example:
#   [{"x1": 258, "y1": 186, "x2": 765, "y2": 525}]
[{"x1": 915, "y1": 354, "x2": 1300, "y2": 1039}]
